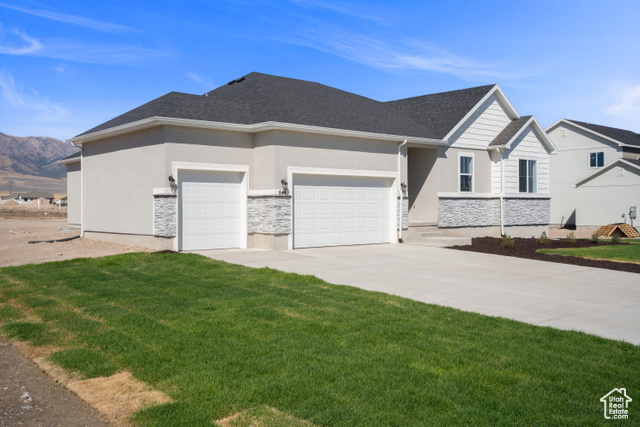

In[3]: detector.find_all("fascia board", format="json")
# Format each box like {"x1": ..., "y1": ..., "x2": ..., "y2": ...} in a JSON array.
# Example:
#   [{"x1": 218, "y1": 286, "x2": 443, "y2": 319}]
[
  {"x1": 573, "y1": 158, "x2": 640, "y2": 187},
  {"x1": 549, "y1": 119, "x2": 628, "y2": 148},
  {"x1": 56, "y1": 157, "x2": 81, "y2": 165},
  {"x1": 68, "y1": 117, "x2": 445, "y2": 146},
  {"x1": 503, "y1": 117, "x2": 557, "y2": 154}
]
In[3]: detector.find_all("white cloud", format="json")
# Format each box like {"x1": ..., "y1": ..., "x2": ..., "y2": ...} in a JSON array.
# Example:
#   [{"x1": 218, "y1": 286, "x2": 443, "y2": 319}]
[
  {"x1": 187, "y1": 72, "x2": 215, "y2": 89},
  {"x1": 603, "y1": 84, "x2": 640, "y2": 119},
  {"x1": 0, "y1": 3, "x2": 140, "y2": 33},
  {"x1": 288, "y1": 0, "x2": 391, "y2": 25},
  {"x1": 279, "y1": 26, "x2": 529, "y2": 80},
  {"x1": 0, "y1": 71, "x2": 68, "y2": 118},
  {"x1": 39, "y1": 39, "x2": 167, "y2": 65},
  {"x1": 0, "y1": 25, "x2": 167, "y2": 65},
  {"x1": 0, "y1": 25, "x2": 42, "y2": 55}
]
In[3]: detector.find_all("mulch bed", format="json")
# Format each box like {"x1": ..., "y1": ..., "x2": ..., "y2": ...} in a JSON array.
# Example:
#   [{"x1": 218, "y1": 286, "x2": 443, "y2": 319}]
[{"x1": 451, "y1": 237, "x2": 640, "y2": 274}]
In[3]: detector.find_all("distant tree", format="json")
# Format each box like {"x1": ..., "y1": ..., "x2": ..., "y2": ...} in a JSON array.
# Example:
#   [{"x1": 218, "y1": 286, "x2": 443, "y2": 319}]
[{"x1": 8, "y1": 180, "x2": 15, "y2": 195}]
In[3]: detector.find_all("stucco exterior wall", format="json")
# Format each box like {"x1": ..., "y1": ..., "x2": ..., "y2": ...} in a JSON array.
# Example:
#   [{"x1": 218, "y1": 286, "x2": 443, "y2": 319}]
[
  {"x1": 547, "y1": 123, "x2": 622, "y2": 225},
  {"x1": 82, "y1": 127, "x2": 166, "y2": 235},
  {"x1": 437, "y1": 147, "x2": 494, "y2": 194},
  {"x1": 449, "y1": 95, "x2": 513, "y2": 149},
  {"x1": 164, "y1": 126, "x2": 254, "y2": 179},
  {"x1": 408, "y1": 147, "x2": 438, "y2": 223},
  {"x1": 65, "y1": 161, "x2": 81, "y2": 226},
  {"x1": 575, "y1": 163, "x2": 640, "y2": 226},
  {"x1": 504, "y1": 127, "x2": 551, "y2": 195},
  {"x1": 257, "y1": 130, "x2": 402, "y2": 189}
]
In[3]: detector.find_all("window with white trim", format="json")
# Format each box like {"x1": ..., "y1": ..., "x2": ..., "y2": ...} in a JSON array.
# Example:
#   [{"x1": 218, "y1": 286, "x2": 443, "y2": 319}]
[
  {"x1": 459, "y1": 155, "x2": 473, "y2": 192},
  {"x1": 589, "y1": 152, "x2": 604, "y2": 168},
  {"x1": 519, "y1": 159, "x2": 537, "y2": 193}
]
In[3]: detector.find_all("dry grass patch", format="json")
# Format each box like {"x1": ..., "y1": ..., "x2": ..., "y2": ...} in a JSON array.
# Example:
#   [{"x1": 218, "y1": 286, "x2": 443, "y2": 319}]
[
  {"x1": 215, "y1": 406, "x2": 315, "y2": 427},
  {"x1": 68, "y1": 372, "x2": 172, "y2": 427}
]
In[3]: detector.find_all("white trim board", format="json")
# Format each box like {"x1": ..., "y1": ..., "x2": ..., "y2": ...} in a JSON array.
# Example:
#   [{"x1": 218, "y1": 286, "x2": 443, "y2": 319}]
[
  {"x1": 490, "y1": 117, "x2": 558, "y2": 154},
  {"x1": 573, "y1": 158, "x2": 640, "y2": 187},
  {"x1": 546, "y1": 119, "x2": 634, "y2": 148},
  {"x1": 68, "y1": 116, "x2": 445, "y2": 146}
]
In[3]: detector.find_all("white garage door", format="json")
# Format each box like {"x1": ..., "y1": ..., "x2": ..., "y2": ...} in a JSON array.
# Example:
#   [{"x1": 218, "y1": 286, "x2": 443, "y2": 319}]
[
  {"x1": 293, "y1": 175, "x2": 394, "y2": 248},
  {"x1": 179, "y1": 170, "x2": 243, "y2": 251}
]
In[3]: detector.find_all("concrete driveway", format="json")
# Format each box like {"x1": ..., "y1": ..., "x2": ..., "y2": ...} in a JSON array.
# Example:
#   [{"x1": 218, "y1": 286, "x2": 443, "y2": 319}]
[{"x1": 196, "y1": 244, "x2": 640, "y2": 345}]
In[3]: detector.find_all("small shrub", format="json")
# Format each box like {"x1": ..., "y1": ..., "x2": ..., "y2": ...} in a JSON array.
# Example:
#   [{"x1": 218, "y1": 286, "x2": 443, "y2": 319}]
[
  {"x1": 566, "y1": 232, "x2": 576, "y2": 245},
  {"x1": 501, "y1": 234, "x2": 514, "y2": 249},
  {"x1": 590, "y1": 232, "x2": 600, "y2": 244},
  {"x1": 611, "y1": 233, "x2": 621, "y2": 244},
  {"x1": 537, "y1": 231, "x2": 550, "y2": 246}
]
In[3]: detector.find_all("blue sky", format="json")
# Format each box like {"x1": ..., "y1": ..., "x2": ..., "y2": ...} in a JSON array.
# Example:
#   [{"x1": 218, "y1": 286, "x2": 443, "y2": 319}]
[{"x1": 1, "y1": 0, "x2": 639, "y2": 140}]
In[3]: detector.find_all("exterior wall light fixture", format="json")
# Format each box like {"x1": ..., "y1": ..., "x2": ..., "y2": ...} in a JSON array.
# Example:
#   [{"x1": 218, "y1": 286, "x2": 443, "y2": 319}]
[{"x1": 279, "y1": 178, "x2": 289, "y2": 195}]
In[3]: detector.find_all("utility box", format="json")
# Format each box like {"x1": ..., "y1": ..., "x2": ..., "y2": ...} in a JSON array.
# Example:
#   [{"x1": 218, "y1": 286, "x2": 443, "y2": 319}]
[{"x1": 631, "y1": 206, "x2": 637, "y2": 219}]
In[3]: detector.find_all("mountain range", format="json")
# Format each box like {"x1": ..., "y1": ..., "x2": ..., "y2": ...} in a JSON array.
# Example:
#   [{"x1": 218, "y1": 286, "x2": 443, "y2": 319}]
[{"x1": 0, "y1": 132, "x2": 79, "y2": 194}]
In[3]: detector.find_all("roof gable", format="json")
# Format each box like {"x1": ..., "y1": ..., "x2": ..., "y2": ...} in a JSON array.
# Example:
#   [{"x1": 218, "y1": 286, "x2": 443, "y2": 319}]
[
  {"x1": 547, "y1": 119, "x2": 640, "y2": 148},
  {"x1": 490, "y1": 116, "x2": 557, "y2": 153},
  {"x1": 574, "y1": 157, "x2": 640, "y2": 187},
  {"x1": 384, "y1": 84, "x2": 497, "y2": 140}
]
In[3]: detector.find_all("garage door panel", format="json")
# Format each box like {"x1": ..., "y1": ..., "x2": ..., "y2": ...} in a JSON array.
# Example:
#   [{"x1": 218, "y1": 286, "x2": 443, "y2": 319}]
[
  {"x1": 293, "y1": 175, "x2": 393, "y2": 249},
  {"x1": 180, "y1": 170, "x2": 244, "y2": 251}
]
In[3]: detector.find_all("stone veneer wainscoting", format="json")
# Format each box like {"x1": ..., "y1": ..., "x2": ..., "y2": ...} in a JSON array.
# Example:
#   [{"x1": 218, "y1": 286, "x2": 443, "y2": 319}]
[
  {"x1": 153, "y1": 194, "x2": 177, "y2": 237},
  {"x1": 247, "y1": 196, "x2": 292, "y2": 234},
  {"x1": 438, "y1": 196, "x2": 550, "y2": 228}
]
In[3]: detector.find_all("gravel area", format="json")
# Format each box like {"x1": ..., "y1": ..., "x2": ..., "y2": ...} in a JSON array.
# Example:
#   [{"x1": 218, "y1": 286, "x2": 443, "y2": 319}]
[
  {"x1": 0, "y1": 218, "x2": 152, "y2": 268},
  {"x1": 451, "y1": 237, "x2": 640, "y2": 274},
  {"x1": 0, "y1": 341, "x2": 109, "y2": 427}
]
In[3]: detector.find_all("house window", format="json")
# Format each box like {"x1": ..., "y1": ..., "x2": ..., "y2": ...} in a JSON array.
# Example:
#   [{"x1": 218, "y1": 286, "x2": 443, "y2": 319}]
[
  {"x1": 590, "y1": 152, "x2": 604, "y2": 167},
  {"x1": 519, "y1": 159, "x2": 537, "y2": 193},
  {"x1": 460, "y1": 155, "x2": 473, "y2": 192}
]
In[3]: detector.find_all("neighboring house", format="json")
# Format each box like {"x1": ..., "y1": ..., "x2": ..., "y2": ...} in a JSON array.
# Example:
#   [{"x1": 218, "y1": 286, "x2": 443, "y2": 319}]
[
  {"x1": 18, "y1": 191, "x2": 55, "y2": 203},
  {"x1": 546, "y1": 119, "x2": 640, "y2": 230},
  {"x1": 67, "y1": 72, "x2": 556, "y2": 251},
  {"x1": 58, "y1": 151, "x2": 81, "y2": 226}
]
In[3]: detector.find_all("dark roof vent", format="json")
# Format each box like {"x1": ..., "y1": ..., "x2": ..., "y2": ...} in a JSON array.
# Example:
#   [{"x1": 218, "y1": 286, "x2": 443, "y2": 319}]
[{"x1": 227, "y1": 77, "x2": 246, "y2": 86}]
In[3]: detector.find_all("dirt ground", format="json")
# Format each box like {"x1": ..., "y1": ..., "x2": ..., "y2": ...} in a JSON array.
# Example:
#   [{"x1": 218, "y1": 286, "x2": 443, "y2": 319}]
[
  {"x1": 0, "y1": 218, "x2": 152, "y2": 268},
  {"x1": 0, "y1": 218, "x2": 159, "y2": 426},
  {"x1": 451, "y1": 236, "x2": 640, "y2": 274},
  {"x1": 0, "y1": 340, "x2": 110, "y2": 427}
]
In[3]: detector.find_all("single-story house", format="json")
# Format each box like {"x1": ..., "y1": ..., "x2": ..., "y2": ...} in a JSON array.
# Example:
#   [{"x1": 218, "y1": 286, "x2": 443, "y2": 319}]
[
  {"x1": 65, "y1": 72, "x2": 556, "y2": 251},
  {"x1": 6, "y1": 191, "x2": 55, "y2": 204},
  {"x1": 546, "y1": 119, "x2": 640, "y2": 230}
]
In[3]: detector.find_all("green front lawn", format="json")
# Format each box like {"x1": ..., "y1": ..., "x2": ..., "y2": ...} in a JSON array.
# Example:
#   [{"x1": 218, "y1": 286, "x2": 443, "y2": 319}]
[
  {"x1": 539, "y1": 239, "x2": 640, "y2": 263},
  {"x1": 0, "y1": 253, "x2": 637, "y2": 426}
]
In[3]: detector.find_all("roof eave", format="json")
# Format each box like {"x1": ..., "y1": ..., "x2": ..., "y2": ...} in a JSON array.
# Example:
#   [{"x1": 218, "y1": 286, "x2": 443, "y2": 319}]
[
  {"x1": 68, "y1": 116, "x2": 446, "y2": 146},
  {"x1": 547, "y1": 119, "x2": 628, "y2": 148},
  {"x1": 573, "y1": 158, "x2": 640, "y2": 187}
]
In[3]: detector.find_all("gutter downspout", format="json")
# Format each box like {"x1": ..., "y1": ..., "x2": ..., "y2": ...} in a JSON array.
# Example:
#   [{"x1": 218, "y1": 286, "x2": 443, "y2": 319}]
[
  {"x1": 398, "y1": 139, "x2": 408, "y2": 243},
  {"x1": 500, "y1": 148, "x2": 505, "y2": 236}
]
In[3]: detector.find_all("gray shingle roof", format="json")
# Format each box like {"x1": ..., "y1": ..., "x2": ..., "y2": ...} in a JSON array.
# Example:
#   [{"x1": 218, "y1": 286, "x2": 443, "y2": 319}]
[
  {"x1": 566, "y1": 120, "x2": 640, "y2": 148},
  {"x1": 384, "y1": 84, "x2": 496, "y2": 139},
  {"x1": 625, "y1": 157, "x2": 640, "y2": 168},
  {"x1": 63, "y1": 151, "x2": 81, "y2": 160},
  {"x1": 77, "y1": 72, "x2": 497, "y2": 140},
  {"x1": 20, "y1": 191, "x2": 54, "y2": 199},
  {"x1": 489, "y1": 116, "x2": 532, "y2": 147}
]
